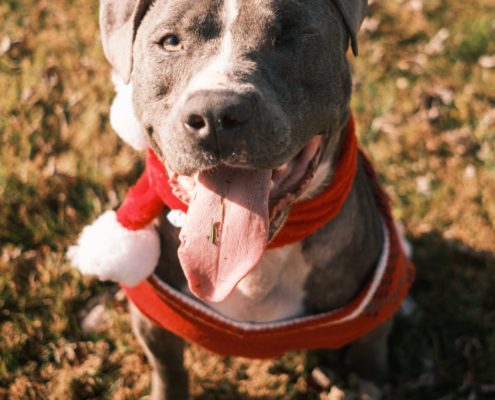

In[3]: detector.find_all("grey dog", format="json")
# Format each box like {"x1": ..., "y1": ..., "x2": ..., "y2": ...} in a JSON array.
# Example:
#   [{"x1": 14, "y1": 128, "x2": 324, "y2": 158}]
[{"x1": 91, "y1": 0, "x2": 412, "y2": 398}]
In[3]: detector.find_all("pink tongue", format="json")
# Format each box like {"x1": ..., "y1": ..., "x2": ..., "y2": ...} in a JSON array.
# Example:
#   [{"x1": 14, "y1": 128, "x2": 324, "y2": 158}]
[{"x1": 178, "y1": 167, "x2": 271, "y2": 302}]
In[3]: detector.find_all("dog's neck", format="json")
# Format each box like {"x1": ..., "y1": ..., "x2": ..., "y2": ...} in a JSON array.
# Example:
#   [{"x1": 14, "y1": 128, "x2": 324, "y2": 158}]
[{"x1": 301, "y1": 154, "x2": 384, "y2": 313}]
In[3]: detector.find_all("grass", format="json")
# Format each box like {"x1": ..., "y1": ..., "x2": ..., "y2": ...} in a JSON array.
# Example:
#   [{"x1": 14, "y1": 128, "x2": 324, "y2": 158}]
[{"x1": 1, "y1": 0, "x2": 494, "y2": 398}]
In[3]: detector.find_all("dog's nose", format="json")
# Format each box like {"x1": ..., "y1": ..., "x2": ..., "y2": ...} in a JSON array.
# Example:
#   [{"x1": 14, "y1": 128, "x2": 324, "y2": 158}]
[{"x1": 181, "y1": 90, "x2": 254, "y2": 152}]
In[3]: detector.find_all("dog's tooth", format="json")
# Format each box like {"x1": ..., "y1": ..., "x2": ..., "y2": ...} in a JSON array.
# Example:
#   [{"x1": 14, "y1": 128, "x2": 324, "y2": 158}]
[{"x1": 275, "y1": 163, "x2": 289, "y2": 174}]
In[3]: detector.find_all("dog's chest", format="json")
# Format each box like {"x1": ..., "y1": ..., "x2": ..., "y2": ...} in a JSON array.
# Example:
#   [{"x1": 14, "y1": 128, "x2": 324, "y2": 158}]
[{"x1": 203, "y1": 243, "x2": 312, "y2": 323}]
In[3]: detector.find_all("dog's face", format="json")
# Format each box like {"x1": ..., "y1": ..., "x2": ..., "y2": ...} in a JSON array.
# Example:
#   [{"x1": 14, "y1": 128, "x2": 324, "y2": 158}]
[
  {"x1": 100, "y1": 0, "x2": 367, "y2": 302},
  {"x1": 131, "y1": 0, "x2": 350, "y2": 175}
]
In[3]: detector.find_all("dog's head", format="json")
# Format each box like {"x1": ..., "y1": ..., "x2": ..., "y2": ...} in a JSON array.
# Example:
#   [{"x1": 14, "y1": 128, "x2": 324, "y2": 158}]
[{"x1": 100, "y1": 0, "x2": 367, "y2": 302}]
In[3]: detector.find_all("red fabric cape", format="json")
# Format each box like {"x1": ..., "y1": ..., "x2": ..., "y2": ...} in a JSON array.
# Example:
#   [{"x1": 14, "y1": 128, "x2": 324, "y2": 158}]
[{"x1": 118, "y1": 116, "x2": 415, "y2": 357}]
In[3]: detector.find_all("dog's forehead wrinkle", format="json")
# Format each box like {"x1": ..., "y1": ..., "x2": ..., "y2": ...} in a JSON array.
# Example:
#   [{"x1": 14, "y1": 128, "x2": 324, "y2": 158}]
[
  {"x1": 146, "y1": 0, "x2": 223, "y2": 36},
  {"x1": 177, "y1": 0, "x2": 324, "y2": 94},
  {"x1": 235, "y1": 0, "x2": 322, "y2": 26},
  {"x1": 175, "y1": 0, "x2": 280, "y2": 97}
]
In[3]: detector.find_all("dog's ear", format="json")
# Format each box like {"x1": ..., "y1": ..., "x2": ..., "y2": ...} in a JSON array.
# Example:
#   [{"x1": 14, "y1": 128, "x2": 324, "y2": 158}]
[
  {"x1": 100, "y1": 0, "x2": 153, "y2": 84},
  {"x1": 331, "y1": 0, "x2": 368, "y2": 56}
]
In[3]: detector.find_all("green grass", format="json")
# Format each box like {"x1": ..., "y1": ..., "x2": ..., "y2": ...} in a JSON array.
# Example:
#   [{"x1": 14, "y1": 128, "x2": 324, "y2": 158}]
[{"x1": 1, "y1": 0, "x2": 494, "y2": 398}]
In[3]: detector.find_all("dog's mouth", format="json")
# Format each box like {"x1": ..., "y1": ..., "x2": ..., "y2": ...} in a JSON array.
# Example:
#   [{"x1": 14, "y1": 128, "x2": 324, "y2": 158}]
[{"x1": 165, "y1": 135, "x2": 323, "y2": 302}]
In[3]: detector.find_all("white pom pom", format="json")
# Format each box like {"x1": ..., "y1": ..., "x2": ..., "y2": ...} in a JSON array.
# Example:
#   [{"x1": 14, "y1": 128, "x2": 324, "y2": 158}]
[
  {"x1": 67, "y1": 211, "x2": 160, "y2": 287},
  {"x1": 110, "y1": 73, "x2": 148, "y2": 151}
]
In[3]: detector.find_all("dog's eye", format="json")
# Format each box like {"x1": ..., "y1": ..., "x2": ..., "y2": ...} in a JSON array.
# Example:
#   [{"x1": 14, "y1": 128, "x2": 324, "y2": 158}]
[{"x1": 159, "y1": 34, "x2": 183, "y2": 52}]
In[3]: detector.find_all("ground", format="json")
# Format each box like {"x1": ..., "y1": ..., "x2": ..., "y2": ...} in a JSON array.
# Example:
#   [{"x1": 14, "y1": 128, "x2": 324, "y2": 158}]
[{"x1": 1, "y1": 0, "x2": 494, "y2": 398}]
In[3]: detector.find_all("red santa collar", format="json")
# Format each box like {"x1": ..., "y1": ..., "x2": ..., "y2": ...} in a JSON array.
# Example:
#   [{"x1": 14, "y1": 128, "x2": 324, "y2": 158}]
[
  {"x1": 116, "y1": 115, "x2": 358, "y2": 249},
  {"x1": 123, "y1": 145, "x2": 415, "y2": 357}
]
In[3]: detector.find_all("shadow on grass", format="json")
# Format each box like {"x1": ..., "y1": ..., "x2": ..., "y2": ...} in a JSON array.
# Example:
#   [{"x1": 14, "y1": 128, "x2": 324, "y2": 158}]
[
  {"x1": 196, "y1": 382, "x2": 319, "y2": 400},
  {"x1": 195, "y1": 382, "x2": 256, "y2": 400},
  {"x1": 390, "y1": 231, "x2": 495, "y2": 399}
]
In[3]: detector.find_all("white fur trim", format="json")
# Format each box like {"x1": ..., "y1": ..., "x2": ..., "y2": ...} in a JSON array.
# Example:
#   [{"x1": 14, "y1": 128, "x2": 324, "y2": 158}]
[
  {"x1": 110, "y1": 73, "x2": 147, "y2": 151},
  {"x1": 332, "y1": 218, "x2": 390, "y2": 324},
  {"x1": 67, "y1": 210, "x2": 160, "y2": 287},
  {"x1": 393, "y1": 220, "x2": 413, "y2": 257}
]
